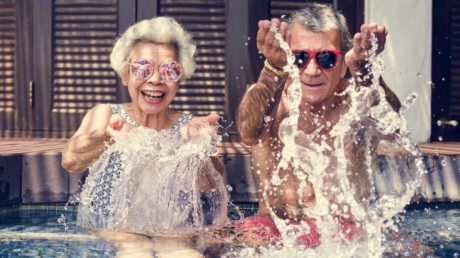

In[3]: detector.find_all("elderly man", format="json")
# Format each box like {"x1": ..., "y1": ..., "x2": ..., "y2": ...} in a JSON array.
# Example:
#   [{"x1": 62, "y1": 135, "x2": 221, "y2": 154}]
[{"x1": 236, "y1": 3, "x2": 401, "y2": 247}]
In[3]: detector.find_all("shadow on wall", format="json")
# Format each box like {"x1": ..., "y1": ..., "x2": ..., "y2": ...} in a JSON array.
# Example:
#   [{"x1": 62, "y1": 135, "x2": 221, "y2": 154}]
[{"x1": 374, "y1": 155, "x2": 460, "y2": 202}]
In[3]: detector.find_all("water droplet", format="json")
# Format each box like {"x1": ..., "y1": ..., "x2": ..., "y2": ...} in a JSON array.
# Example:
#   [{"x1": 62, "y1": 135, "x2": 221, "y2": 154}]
[
  {"x1": 240, "y1": 66, "x2": 244, "y2": 70},
  {"x1": 441, "y1": 159, "x2": 447, "y2": 167},
  {"x1": 416, "y1": 73, "x2": 421, "y2": 78},
  {"x1": 226, "y1": 185, "x2": 233, "y2": 192},
  {"x1": 244, "y1": 42, "x2": 248, "y2": 46},
  {"x1": 438, "y1": 136, "x2": 443, "y2": 142},
  {"x1": 403, "y1": 93, "x2": 417, "y2": 108}
]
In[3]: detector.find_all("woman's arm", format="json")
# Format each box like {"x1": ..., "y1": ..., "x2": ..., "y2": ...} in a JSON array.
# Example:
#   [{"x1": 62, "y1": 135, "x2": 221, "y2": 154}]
[{"x1": 61, "y1": 104, "x2": 113, "y2": 173}]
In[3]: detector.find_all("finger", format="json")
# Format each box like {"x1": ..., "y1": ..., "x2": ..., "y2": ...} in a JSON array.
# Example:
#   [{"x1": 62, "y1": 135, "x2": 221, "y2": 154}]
[
  {"x1": 367, "y1": 22, "x2": 377, "y2": 30},
  {"x1": 352, "y1": 33, "x2": 362, "y2": 55},
  {"x1": 360, "y1": 24, "x2": 371, "y2": 50},
  {"x1": 376, "y1": 25, "x2": 386, "y2": 34},
  {"x1": 266, "y1": 19, "x2": 281, "y2": 45},
  {"x1": 257, "y1": 20, "x2": 270, "y2": 51},
  {"x1": 265, "y1": 19, "x2": 281, "y2": 47},
  {"x1": 270, "y1": 18, "x2": 281, "y2": 30},
  {"x1": 285, "y1": 28, "x2": 292, "y2": 46},
  {"x1": 375, "y1": 25, "x2": 387, "y2": 53},
  {"x1": 109, "y1": 115, "x2": 124, "y2": 130},
  {"x1": 111, "y1": 118, "x2": 124, "y2": 131},
  {"x1": 206, "y1": 113, "x2": 220, "y2": 125},
  {"x1": 279, "y1": 21, "x2": 288, "y2": 40}
]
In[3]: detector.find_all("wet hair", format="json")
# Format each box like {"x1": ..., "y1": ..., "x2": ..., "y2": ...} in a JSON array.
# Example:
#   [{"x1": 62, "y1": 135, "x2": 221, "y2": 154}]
[
  {"x1": 288, "y1": 3, "x2": 352, "y2": 52},
  {"x1": 110, "y1": 16, "x2": 196, "y2": 83}
]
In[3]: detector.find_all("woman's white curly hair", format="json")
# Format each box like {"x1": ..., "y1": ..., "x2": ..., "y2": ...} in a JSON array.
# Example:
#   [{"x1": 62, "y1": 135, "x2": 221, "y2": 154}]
[{"x1": 110, "y1": 16, "x2": 196, "y2": 83}]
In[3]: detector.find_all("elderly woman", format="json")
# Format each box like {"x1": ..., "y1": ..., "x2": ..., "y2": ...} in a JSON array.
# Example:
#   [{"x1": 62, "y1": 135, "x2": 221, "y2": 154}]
[{"x1": 61, "y1": 17, "x2": 229, "y2": 251}]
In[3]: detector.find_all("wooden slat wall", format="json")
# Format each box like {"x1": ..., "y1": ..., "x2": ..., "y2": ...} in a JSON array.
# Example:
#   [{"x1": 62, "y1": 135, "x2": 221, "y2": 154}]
[
  {"x1": 52, "y1": 0, "x2": 118, "y2": 114},
  {"x1": 270, "y1": 0, "x2": 333, "y2": 19},
  {"x1": 160, "y1": 0, "x2": 226, "y2": 116},
  {"x1": 0, "y1": 0, "x2": 15, "y2": 111},
  {"x1": 449, "y1": 1, "x2": 460, "y2": 116}
]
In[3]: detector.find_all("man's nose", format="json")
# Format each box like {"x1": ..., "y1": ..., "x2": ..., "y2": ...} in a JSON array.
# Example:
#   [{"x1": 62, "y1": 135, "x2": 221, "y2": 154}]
[{"x1": 301, "y1": 59, "x2": 321, "y2": 76}]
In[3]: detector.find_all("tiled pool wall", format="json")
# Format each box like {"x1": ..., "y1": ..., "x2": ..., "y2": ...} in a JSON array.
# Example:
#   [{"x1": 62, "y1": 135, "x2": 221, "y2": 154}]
[{"x1": 0, "y1": 152, "x2": 459, "y2": 206}]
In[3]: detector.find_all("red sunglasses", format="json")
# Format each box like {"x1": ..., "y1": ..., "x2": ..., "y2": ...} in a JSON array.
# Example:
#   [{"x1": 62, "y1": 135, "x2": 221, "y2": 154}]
[{"x1": 292, "y1": 49, "x2": 342, "y2": 70}]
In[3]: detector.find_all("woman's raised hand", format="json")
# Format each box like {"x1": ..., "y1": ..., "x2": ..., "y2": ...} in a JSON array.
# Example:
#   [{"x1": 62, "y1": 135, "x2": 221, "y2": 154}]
[{"x1": 180, "y1": 113, "x2": 220, "y2": 140}]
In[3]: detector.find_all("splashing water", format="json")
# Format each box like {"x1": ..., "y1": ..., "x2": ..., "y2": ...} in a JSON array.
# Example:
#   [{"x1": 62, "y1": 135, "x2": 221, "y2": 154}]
[
  {"x1": 77, "y1": 125, "x2": 229, "y2": 237},
  {"x1": 234, "y1": 26, "x2": 426, "y2": 257}
]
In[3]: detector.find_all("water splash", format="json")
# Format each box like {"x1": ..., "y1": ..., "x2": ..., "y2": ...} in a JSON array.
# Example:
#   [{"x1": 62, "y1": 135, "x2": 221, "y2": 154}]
[
  {"x1": 77, "y1": 124, "x2": 229, "y2": 237},
  {"x1": 236, "y1": 26, "x2": 426, "y2": 257}
]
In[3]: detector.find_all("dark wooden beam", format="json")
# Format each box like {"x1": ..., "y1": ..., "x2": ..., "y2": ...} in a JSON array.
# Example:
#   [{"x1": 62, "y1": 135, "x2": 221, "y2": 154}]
[
  {"x1": 116, "y1": 0, "x2": 137, "y2": 103},
  {"x1": 431, "y1": 0, "x2": 452, "y2": 141}
]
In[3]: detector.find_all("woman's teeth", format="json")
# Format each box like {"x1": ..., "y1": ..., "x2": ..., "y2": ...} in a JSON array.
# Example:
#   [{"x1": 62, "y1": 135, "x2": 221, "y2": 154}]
[{"x1": 142, "y1": 91, "x2": 165, "y2": 100}]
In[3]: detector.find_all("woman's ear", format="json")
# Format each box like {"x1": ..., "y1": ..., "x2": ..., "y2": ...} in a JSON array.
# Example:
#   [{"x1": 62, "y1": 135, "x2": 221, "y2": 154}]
[{"x1": 121, "y1": 73, "x2": 129, "y2": 86}]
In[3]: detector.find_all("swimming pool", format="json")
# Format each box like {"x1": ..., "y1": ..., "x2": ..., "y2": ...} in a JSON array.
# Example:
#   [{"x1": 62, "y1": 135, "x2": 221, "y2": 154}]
[
  {"x1": 0, "y1": 205, "x2": 116, "y2": 257},
  {"x1": 0, "y1": 203, "x2": 458, "y2": 257}
]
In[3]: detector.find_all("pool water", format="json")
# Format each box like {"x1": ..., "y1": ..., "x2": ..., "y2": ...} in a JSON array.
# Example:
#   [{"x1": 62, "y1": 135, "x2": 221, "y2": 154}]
[
  {"x1": 0, "y1": 204, "x2": 458, "y2": 257},
  {"x1": 0, "y1": 205, "x2": 116, "y2": 257},
  {"x1": 397, "y1": 204, "x2": 460, "y2": 257}
]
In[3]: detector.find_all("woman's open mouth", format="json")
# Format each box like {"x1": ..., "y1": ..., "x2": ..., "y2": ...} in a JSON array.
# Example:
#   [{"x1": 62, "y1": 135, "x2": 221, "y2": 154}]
[{"x1": 142, "y1": 90, "x2": 165, "y2": 103}]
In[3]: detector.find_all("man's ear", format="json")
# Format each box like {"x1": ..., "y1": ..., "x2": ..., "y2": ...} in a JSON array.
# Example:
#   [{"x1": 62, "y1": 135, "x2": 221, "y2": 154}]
[{"x1": 340, "y1": 60, "x2": 347, "y2": 78}]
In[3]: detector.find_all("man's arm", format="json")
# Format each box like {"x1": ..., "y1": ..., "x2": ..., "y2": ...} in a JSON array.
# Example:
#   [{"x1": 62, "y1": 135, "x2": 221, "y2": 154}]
[
  {"x1": 379, "y1": 77, "x2": 401, "y2": 111},
  {"x1": 345, "y1": 23, "x2": 401, "y2": 111},
  {"x1": 237, "y1": 18, "x2": 291, "y2": 145},
  {"x1": 237, "y1": 68, "x2": 288, "y2": 145}
]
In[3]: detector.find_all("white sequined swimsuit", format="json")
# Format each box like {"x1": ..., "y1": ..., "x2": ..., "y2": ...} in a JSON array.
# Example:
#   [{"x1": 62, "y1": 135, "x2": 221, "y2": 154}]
[{"x1": 88, "y1": 104, "x2": 193, "y2": 224}]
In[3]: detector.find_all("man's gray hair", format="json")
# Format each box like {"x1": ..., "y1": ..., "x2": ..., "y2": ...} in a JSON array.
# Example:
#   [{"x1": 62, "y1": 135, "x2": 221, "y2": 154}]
[
  {"x1": 288, "y1": 3, "x2": 352, "y2": 51},
  {"x1": 110, "y1": 16, "x2": 196, "y2": 83}
]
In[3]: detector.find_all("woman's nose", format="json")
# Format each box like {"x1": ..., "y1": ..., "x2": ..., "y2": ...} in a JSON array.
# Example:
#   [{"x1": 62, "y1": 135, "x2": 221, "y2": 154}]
[{"x1": 146, "y1": 68, "x2": 162, "y2": 83}]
